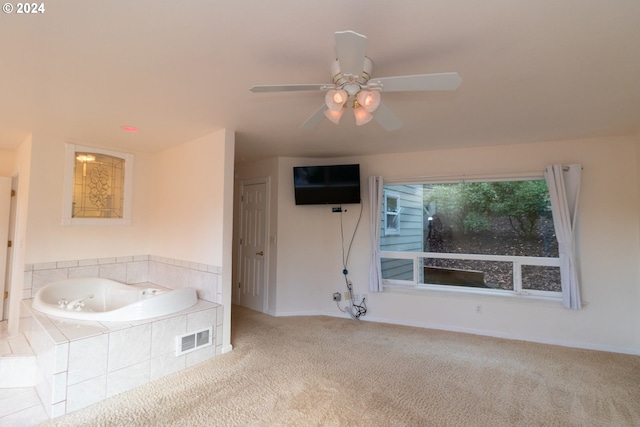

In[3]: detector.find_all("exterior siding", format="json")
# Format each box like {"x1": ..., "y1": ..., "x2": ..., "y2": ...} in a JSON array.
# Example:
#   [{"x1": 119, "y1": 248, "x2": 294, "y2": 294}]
[{"x1": 380, "y1": 184, "x2": 423, "y2": 280}]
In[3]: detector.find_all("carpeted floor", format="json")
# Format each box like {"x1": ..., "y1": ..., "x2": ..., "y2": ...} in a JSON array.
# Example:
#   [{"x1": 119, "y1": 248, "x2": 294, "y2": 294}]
[{"x1": 41, "y1": 305, "x2": 640, "y2": 426}]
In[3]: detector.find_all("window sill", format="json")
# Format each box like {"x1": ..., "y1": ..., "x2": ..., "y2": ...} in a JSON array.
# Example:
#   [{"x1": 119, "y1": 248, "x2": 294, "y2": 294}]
[{"x1": 383, "y1": 283, "x2": 563, "y2": 305}]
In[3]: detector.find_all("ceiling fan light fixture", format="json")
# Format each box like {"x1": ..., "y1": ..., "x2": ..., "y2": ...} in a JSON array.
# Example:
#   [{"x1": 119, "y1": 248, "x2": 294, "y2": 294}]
[
  {"x1": 356, "y1": 90, "x2": 380, "y2": 113},
  {"x1": 353, "y1": 106, "x2": 373, "y2": 126},
  {"x1": 325, "y1": 90, "x2": 348, "y2": 111},
  {"x1": 324, "y1": 108, "x2": 344, "y2": 125}
]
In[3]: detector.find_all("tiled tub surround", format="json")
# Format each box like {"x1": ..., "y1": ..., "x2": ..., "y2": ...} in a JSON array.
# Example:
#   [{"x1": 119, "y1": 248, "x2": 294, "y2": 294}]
[
  {"x1": 21, "y1": 293, "x2": 223, "y2": 418},
  {"x1": 23, "y1": 255, "x2": 222, "y2": 304},
  {"x1": 18, "y1": 255, "x2": 225, "y2": 419}
]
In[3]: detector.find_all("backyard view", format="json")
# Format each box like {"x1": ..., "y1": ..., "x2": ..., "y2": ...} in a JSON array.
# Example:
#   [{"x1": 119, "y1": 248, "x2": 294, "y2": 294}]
[{"x1": 381, "y1": 180, "x2": 561, "y2": 293}]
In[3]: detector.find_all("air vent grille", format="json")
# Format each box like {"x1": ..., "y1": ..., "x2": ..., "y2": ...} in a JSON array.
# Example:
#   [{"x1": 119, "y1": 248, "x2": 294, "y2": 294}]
[{"x1": 176, "y1": 326, "x2": 213, "y2": 356}]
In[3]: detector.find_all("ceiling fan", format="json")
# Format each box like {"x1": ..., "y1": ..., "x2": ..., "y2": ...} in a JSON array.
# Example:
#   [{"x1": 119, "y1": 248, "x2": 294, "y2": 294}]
[{"x1": 250, "y1": 30, "x2": 462, "y2": 131}]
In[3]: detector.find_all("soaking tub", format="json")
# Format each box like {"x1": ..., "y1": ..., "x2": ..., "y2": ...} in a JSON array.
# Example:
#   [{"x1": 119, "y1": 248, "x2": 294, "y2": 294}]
[{"x1": 32, "y1": 277, "x2": 198, "y2": 321}]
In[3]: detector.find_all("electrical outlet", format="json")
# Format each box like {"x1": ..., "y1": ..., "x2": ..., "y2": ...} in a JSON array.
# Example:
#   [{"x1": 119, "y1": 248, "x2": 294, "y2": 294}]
[
  {"x1": 332, "y1": 292, "x2": 341, "y2": 302},
  {"x1": 475, "y1": 304, "x2": 482, "y2": 314},
  {"x1": 344, "y1": 291, "x2": 350, "y2": 300}
]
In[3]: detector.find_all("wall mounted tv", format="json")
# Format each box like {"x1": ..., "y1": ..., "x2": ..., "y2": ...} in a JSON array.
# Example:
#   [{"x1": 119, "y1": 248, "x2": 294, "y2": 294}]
[{"x1": 293, "y1": 164, "x2": 361, "y2": 205}]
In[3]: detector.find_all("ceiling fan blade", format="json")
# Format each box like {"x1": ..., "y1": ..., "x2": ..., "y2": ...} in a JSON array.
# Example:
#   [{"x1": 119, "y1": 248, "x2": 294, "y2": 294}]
[
  {"x1": 300, "y1": 104, "x2": 328, "y2": 129},
  {"x1": 373, "y1": 102, "x2": 403, "y2": 131},
  {"x1": 370, "y1": 72, "x2": 462, "y2": 92},
  {"x1": 334, "y1": 31, "x2": 367, "y2": 78},
  {"x1": 250, "y1": 84, "x2": 330, "y2": 93}
]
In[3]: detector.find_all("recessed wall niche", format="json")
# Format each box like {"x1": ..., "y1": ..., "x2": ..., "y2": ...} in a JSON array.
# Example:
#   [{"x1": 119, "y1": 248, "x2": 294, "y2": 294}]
[{"x1": 62, "y1": 144, "x2": 134, "y2": 225}]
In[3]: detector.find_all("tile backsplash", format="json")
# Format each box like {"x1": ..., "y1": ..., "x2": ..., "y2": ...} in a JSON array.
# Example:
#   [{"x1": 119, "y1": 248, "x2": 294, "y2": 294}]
[{"x1": 23, "y1": 255, "x2": 222, "y2": 304}]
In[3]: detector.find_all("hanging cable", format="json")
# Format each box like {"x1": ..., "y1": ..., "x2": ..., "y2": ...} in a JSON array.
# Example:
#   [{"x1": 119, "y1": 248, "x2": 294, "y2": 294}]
[{"x1": 338, "y1": 203, "x2": 367, "y2": 319}]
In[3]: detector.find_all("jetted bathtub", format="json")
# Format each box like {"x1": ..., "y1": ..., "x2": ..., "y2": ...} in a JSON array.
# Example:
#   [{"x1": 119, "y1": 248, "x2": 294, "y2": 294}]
[{"x1": 32, "y1": 277, "x2": 198, "y2": 321}]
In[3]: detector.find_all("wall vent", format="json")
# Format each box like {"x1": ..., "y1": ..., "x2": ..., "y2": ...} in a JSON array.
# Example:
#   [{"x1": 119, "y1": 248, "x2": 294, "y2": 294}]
[{"x1": 176, "y1": 326, "x2": 213, "y2": 356}]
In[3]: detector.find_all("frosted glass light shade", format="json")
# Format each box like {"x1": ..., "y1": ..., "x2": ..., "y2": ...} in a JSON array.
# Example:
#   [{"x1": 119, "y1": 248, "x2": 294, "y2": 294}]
[
  {"x1": 325, "y1": 90, "x2": 348, "y2": 111},
  {"x1": 324, "y1": 108, "x2": 344, "y2": 124},
  {"x1": 356, "y1": 90, "x2": 381, "y2": 113},
  {"x1": 353, "y1": 107, "x2": 373, "y2": 126}
]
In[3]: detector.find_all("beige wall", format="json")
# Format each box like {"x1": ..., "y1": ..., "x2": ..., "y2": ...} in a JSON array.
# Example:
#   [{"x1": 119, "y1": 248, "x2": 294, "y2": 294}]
[
  {"x1": 0, "y1": 150, "x2": 16, "y2": 176},
  {"x1": 241, "y1": 135, "x2": 640, "y2": 354},
  {"x1": 24, "y1": 136, "x2": 152, "y2": 263},
  {"x1": 149, "y1": 129, "x2": 229, "y2": 266}
]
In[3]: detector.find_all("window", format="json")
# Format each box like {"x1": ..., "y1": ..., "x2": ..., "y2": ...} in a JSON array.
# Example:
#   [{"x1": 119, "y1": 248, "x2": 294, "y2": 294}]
[
  {"x1": 384, "y1": 190, "x2": 401, "y2": 235},
  {"x1": 62, "y1": 144, "x2": 134, "y2": 226},
  {"x1": 380, "y1": 178, "x2": 560, "y2": 298}
]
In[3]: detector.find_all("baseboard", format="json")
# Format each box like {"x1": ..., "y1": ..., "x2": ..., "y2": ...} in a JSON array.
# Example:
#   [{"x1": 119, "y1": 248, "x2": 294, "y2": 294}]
[{"x1": 272, "y1": 309, "x2": 640, "y2": 356}]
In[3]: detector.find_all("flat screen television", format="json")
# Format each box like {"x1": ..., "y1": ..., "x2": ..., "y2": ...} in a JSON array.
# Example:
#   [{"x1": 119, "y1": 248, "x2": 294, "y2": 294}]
[{"x1": 293, "y1": 164, "x2": 361, "y2": 205}]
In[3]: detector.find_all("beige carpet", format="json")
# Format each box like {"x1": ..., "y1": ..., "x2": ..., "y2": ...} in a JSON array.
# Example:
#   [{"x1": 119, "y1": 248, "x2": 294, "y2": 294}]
[{"x1": 41, "y1": 305, "x2": 640, "y2": 427}]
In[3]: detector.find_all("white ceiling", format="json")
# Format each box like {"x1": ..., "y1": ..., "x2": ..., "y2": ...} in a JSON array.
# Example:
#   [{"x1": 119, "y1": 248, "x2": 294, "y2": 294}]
[{"x1": 1, "y1": 0, "x2": 639, "y2": 162}]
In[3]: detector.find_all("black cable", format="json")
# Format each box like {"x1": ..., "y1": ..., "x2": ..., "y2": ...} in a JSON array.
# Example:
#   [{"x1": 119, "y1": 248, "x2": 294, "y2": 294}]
[
  {"x1": 338, "y1": 202, "x2": 366, "y2": 319},
  {"x1": 341, "y1": 202, "x2": 364, "y2": 270}
]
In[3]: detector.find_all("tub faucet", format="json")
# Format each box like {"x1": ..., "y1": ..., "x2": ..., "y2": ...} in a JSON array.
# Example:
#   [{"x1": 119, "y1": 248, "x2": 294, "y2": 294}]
[{"x1": 66, "y1": 294, "x2": 95, "y2": 311}]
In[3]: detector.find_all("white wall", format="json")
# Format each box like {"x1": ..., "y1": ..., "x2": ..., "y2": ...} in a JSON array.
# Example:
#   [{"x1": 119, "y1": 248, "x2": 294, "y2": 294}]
[
  {"x1": 149, "y1": 129, "x2": 235, "y2": 351},
  {"x1": 24, "y1": 135, "x2": 152, "y2": 263},
  {"x1": 149, "y1": 129, "x2": 229, "y2": 266},
  {"x1": 245, "y1": 136, "x2": 640, "y2": 354}
]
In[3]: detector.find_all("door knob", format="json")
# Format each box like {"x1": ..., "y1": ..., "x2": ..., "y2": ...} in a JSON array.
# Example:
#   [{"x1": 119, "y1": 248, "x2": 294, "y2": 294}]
[{"x1": 256, "y1": 251, "x2": 264, "y2": 256}]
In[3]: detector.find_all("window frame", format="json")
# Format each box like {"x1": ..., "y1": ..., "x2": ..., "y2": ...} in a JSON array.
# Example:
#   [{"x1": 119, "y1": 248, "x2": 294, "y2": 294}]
[
  {"x1": 62, "y1": 143, "x2": 134, "y2": 226},
  {"x1": 383, "y1": 190, "x2": 401, "y2": 236},
  {"x1": 380, "y1": 173, "x2": 562, "y2": 300}
]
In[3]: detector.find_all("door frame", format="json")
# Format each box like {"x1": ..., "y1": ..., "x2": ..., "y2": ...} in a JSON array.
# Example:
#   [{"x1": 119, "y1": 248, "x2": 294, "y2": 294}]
[{"x1": 236, "y1": 177, "x2": 270, "y2": 313}]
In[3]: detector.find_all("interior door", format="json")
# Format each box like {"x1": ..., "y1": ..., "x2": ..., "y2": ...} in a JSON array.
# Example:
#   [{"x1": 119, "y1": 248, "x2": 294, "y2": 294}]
[
  {"x1": 0, "y1": 177, "x2": 12, "y2": 320},
  {"x1": 238, "y1": 180, "x2": 268, "y2": 312}
]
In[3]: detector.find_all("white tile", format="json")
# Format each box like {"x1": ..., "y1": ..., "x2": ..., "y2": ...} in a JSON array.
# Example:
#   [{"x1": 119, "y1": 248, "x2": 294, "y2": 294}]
[
  {"x1": 0, "y1": 399, "x2": 48, "y2": 425},
  {"x1": 68, "y1": 265, "x2": 100, "y2": 278},
  {"x1": 68, "y1": 334, "x2": 108, "y2": 385},
  {"x1": 185, "y1": 343, "x2": 216, "y2": 368},
  {"x1": 126, "y1": 261, "x2": 148, "y2": 284},
  {"x1": 187, "y1": 308, "x2": 215, "y2": 332},
  {"x1": 32, "y1": 269, "x2": 68, "y2": 293},
  {"x1": 0, "y1": 387, "x2": 42, "y2": 417},
  {"x1": 55, "y1": 319, "x2": 107, "y2": 342},
  {"x1": 57, "y1": 260, "x2": 79, "y2": 268},
  {"x1": 98, "y1": 257, "x2": 117, "y2": 265},
  {"x1": 51, "y1": 401, "x2": 66, "y2": 418},
  {"x1": 106, "y1": 360, "x2": 150, "y2": 398},
  {"x1": 33, "y1": 262, "x2": 57, "y2": 271},
  {"x1": 166, "y1": 264, "x2": 189, "y2": 289},
  {"x1": 52, "y1": 371, "x2": 67, "y2": 403},
  {"x1": 216, "y1": 305, "x2": 223, "y2": 326},
  {"x1": 116, "y1": 256, "x2": 133, "y2": 263},
  {"x1": 66, "y1": 375, "x2": 106, "y2": 414},
  {"x1": 78, "y1": 258, "x2": 98, "y2": 266},
  {"x1": 151, "y1": 315, "x2": 187, "y2": 357},
  {"x1": 0, "y1": 356, "x2": 36, "y2": 387},
  {"x1": 54, "y1": 343, "x2": 69, "y2": 374},
  {"x1": 108, "y1": 323, "x2": 151, "y2": 372},
  {"x1": 150, "y1": 352, "x2": 186, "y2": 381},
  {"x1": 98, "y1": 263, "x2": 127, "y2": 282}
]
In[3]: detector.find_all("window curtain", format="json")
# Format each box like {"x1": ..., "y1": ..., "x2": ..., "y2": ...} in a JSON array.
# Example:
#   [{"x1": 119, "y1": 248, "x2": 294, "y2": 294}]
[
  {"x1": 544, "y1": 164, "x2": 582, "y2": 309},
  {"x1": 369, "y1": 176, "x2": 384, "y2": 292}
]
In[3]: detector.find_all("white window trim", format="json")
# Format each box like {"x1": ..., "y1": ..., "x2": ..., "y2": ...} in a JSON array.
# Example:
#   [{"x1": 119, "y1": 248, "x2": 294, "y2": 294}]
[
  {"x1": 384, "y1": 190, "x2": 401, "y2": 236},
  {"x1": 381, "y1": 173, "x2": 562, "y2": 300},
  {"x1": 62, "y1": 143, "x2": 134, "y2": 226}
]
